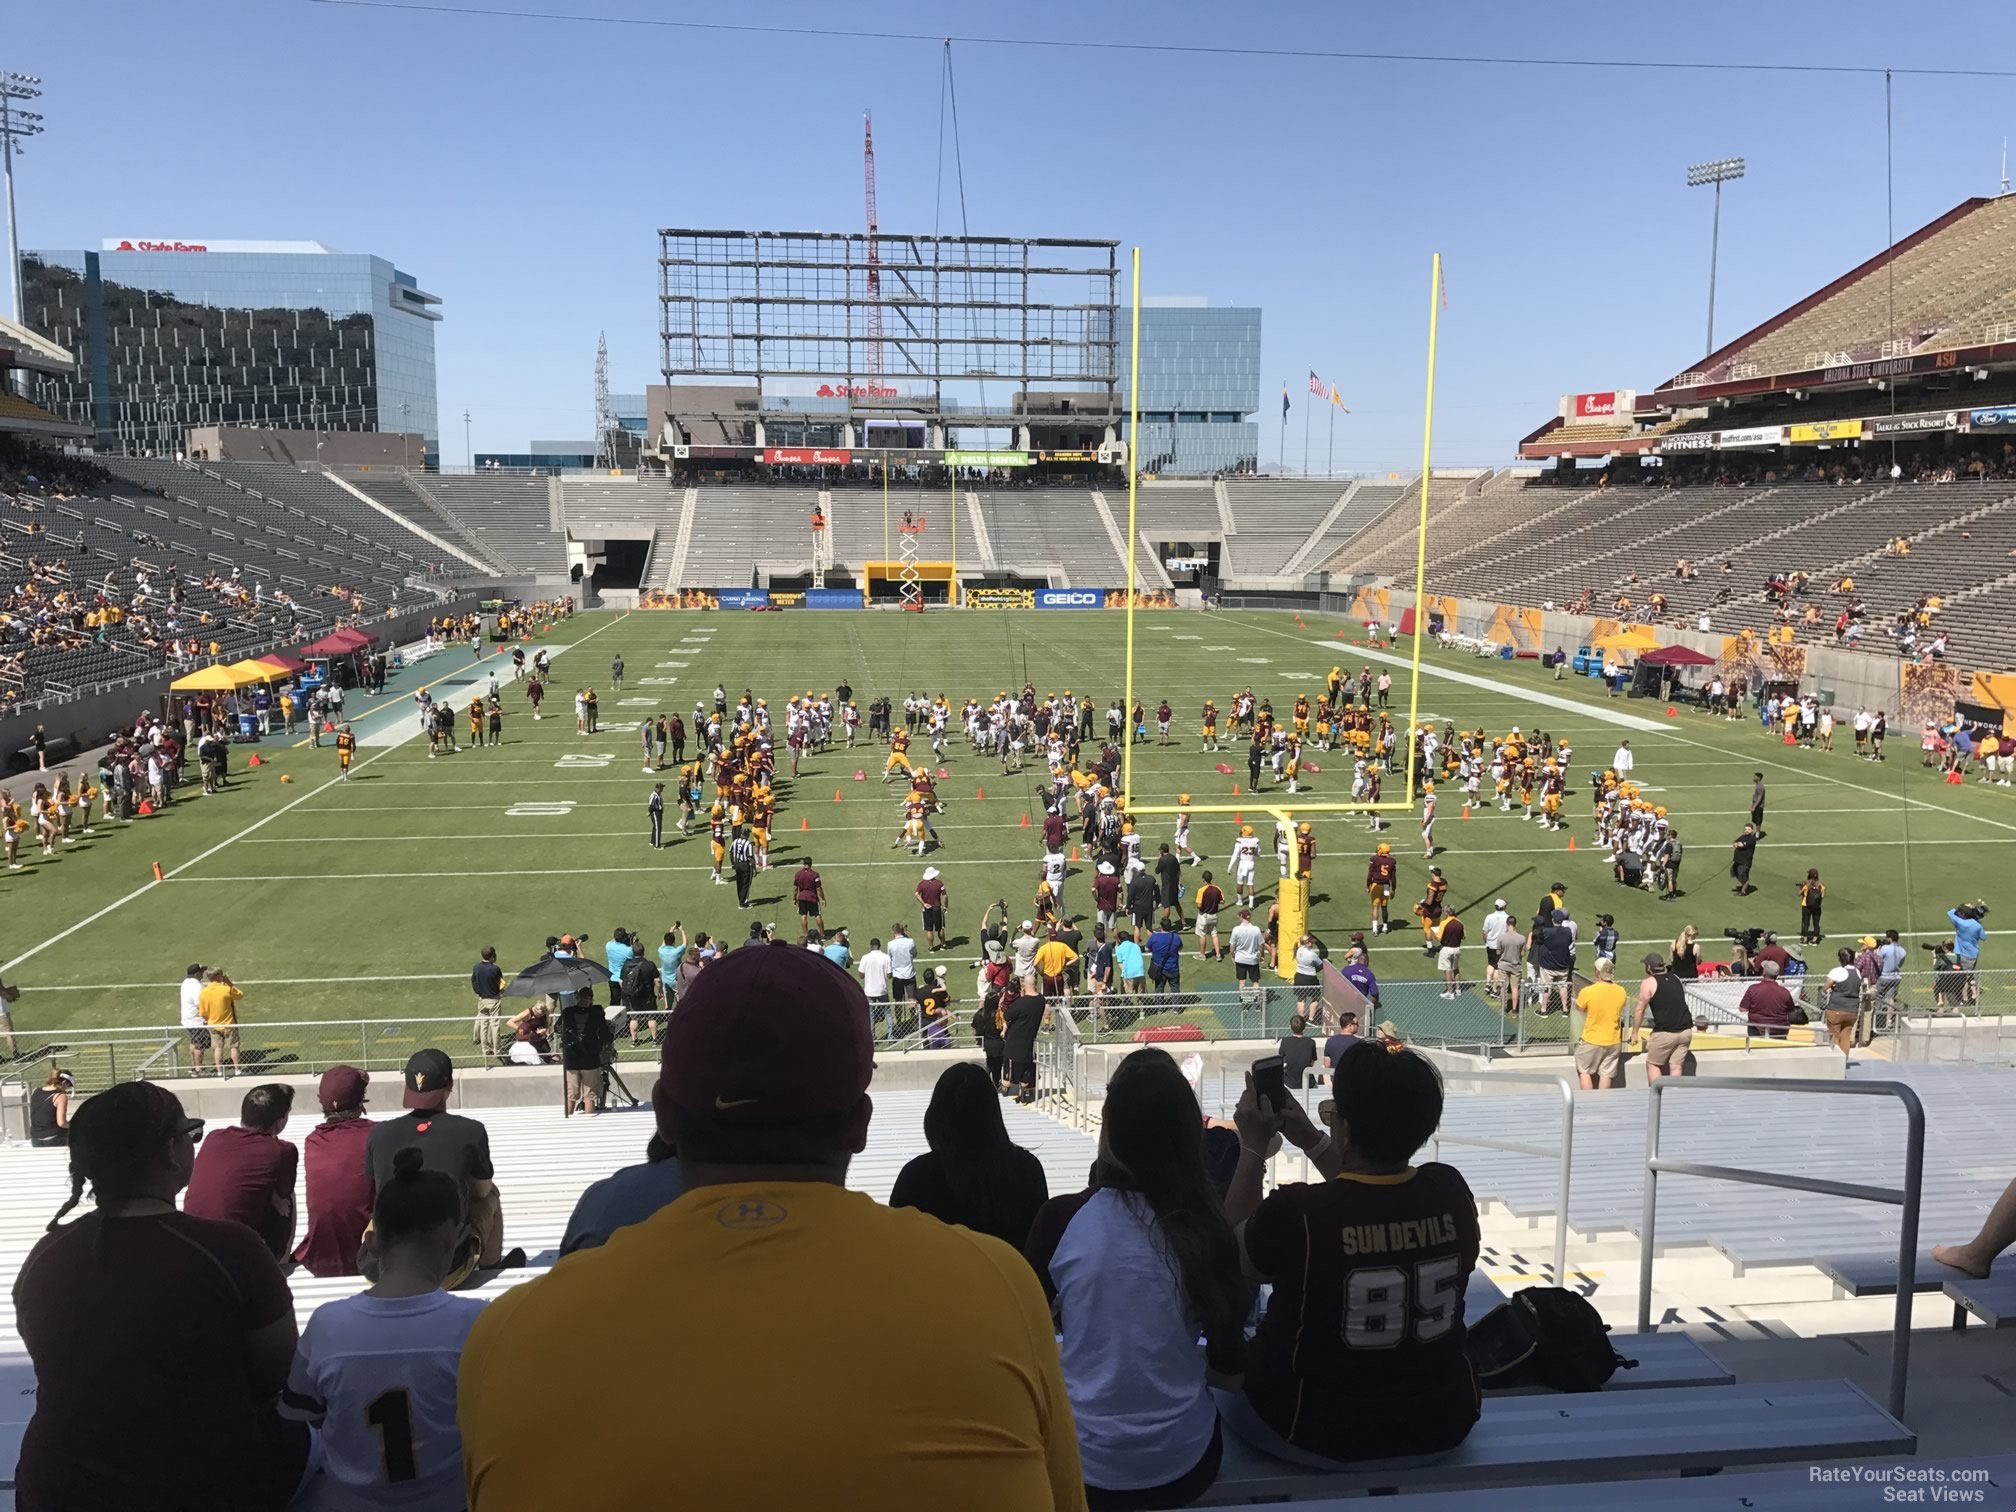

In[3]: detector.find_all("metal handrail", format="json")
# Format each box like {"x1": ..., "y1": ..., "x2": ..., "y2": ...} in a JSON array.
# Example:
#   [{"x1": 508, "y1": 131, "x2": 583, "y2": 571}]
[
  {"x1": 1636, "y1": 1077, "x2": 1925, "y2": 1420},
  {"x1": 1430, "y1": 1070, "x2": 1575, "y2": 1286}
]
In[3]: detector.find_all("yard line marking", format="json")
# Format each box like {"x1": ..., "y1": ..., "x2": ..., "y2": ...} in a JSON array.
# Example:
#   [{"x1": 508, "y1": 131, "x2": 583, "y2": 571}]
[
  {"x1": 1224, "y1": 613, "x2": 2016, "y2": 833},
  {"x1": 0, "y1": 613, "x2": 634, "y2": 976}
]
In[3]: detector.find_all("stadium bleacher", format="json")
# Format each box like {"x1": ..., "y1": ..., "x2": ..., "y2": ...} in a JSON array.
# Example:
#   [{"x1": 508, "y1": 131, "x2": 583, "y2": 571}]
[{"x1": 425, "y1": 473, "x2": 568, "y2": 579}]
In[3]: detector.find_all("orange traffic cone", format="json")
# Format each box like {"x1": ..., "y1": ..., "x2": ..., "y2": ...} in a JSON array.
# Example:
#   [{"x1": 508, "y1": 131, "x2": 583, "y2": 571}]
[
  {"x1": 151, "y1": 862, "x2": 164, "y2": 882},
  {"x1": 834, "y1": 789, "x2": 842, "y2": 802},
  {"x1": 1069, "y1": 847, "x2": 1079, "y2": 862},
  {"x1": 1665, "y1": 706, "x2": 1677, "y2": 717},
  {"x1": 1460, "y1": 804, "x2": 1469, "y2": 819},
  {"x1": 1566, "y1": 835, "x2": 1577, "y2": 850},
  {"x1": 1232, "y1": 783, "x2": 1241, "y2": 796},
  {"x1": 1020, "y1": 813, "x2": 1030, "y2": 828},
  {"x1": 800, "y1": 817, "x2": 809, "y2": 831},
  {"x1": 1234, "y1": 812, "x2": 1243, "y2": 825},
  {"x1": 247, "y1": 754, "x2": 261, "y2": 767},
  {"x1": 976, "y1": 786, "x2": 985, "y2": 800}
]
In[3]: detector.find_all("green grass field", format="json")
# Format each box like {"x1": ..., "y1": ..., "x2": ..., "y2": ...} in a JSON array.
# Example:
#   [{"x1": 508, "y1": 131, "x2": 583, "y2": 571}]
[{"x1": 3, "y1": 607, "x2": 2006, "y2": 1055}]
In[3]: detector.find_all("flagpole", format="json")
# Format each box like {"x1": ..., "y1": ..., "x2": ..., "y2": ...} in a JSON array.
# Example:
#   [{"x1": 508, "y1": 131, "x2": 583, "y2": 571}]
[
  {"x1": 1278, "y1": 382, "x2": 1287, "y2": 476},
  {"x1": 1327, "y1": 400, "x2": 1335, "y2": 481},
  {"x1": 1302, "y1": 393, "x2": 1311, "y2": 478}
]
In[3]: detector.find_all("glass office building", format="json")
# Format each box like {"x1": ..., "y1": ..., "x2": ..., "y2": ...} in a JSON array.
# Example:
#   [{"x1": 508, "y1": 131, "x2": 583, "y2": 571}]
[
  {"x1": 1127, "y1": 301, "x2": 1260, "y2": 476},
  {"x1": 19, "y1": 239, "x2": 442, "y2": 458}
]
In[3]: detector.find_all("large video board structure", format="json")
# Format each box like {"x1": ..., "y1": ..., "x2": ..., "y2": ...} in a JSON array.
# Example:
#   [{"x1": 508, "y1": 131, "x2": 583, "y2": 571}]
[{"x1": 657, "y1": 230, "x2": 1121, "y2": 426}]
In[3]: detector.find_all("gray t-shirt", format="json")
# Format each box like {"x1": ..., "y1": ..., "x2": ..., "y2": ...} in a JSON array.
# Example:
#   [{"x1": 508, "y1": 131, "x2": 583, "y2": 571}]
[
  {"x1": 1230, "y1": 921, "x2": 1265, "y2": 965},
  {"x1": 887, "y1": 934, "x2": 917, "y2": 980},
  {"x1": 1496, "y1": 929, "x2": 1527, "y2": 970},
  {"x1": 1012, "y1": 932, "x2": 1040, "y2": 978}
]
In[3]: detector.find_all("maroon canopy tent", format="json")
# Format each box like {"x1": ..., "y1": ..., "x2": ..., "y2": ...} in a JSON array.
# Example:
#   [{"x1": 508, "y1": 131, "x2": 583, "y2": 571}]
[
  {"x1": 1639, "y1": 645, "x2": 1717, "y2": 667},
  {"x1": 298, "y1": 628, "x2": 374, "y2": 656}
]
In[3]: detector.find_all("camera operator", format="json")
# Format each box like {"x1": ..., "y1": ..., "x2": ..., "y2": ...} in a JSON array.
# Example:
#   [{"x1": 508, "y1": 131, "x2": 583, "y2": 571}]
[{"x1": 1947, "y1": 901, "x2": 1987, "y2": 1001}]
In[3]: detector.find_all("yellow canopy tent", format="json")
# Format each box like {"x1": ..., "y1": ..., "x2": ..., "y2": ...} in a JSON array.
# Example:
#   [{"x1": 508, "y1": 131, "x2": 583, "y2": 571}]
[
  {"x1": 1592, "y1": 628, "x2": 1659, "y2": 653},
  {"x1": 168, "y1": 664, "x2": 246, "y2": 692},
  {"x1": 225, "y1": 659, "x2": 290, "y2": 685}
]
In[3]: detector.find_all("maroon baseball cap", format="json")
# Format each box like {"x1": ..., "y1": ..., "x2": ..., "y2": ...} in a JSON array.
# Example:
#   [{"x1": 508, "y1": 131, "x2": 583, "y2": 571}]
[
  {"x1": 318, "y1": 1065, "x2": 369, "y2": 1113},
  {"x1": 661, "y1": 945, "x2": 873, "y2": 1122}
]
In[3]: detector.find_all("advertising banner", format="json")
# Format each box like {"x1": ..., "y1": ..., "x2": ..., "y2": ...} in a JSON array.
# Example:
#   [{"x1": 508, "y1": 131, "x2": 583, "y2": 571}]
[
  {"x1": 763, "y1": 447, "x2": 851, "y2": 465},
  {"x1": 1656, "y1": 431, "x2": 1718, "y2": 453},
  {"x1": 965, "y1": 587, "x2": 1036, "y2": 609},
  {"x1": 1787, "y1": 419, "x2": 1863, "y2": 444},
  {"x1": 1865, "y1": 411, "x2": 1957, "y2": 437},
  {"x1": 1717, "y1": 425, "x2": 1785, "y2": 448},
  {"x1": 1041, "y1": 450, "x2": 1096, "y2": 462},
  {"x1": 802, "y1": 588, "x2": 863, "y2": 610},
  {"x1": 1570, "y1": 391, "x2": 1620, "y2": 420},
  {"x1": 1035, "y1": 588, "x2": 1107, "y2": 609},
  {"x1": 714, "y1": 589, "x2": 771, "y2": 610},
  {"x1": 1968, "y1": 407, "x2": 2016, "y2": 430},
  {"x1": 945, "y1": 450, "x2": 1032, "y2": 467}
]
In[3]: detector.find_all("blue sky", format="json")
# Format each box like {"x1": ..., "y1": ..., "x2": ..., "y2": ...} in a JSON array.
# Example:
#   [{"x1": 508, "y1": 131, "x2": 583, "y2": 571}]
[{"x1": 14, "y1": 1, "x2": 2015, "y2": 469}]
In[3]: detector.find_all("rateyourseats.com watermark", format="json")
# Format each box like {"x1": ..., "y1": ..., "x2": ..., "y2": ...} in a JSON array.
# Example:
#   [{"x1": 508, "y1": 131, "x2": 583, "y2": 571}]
[{"x1": 1811, "y1": 1464, "x2": 1997, "y2": 1502}]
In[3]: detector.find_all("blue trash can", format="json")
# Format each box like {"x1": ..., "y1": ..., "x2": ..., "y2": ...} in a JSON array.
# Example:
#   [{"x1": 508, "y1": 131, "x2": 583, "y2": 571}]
[{"x1": 237, "y1": 711, "x2": 258, "y2": 741}]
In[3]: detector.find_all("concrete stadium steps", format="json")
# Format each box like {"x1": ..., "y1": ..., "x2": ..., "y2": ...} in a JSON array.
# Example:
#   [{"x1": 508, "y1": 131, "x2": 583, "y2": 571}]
[
  {"x1": 1325, "y1": 477, "x2": 1488, "y2": 576},
  {"x1": 0, "y1": 1090, "x2": 1097, "y2": 1353},
  {"x1": 1131, "y1": 482, "x2": 1224, "y2": 541},
  {"x1": 426, "y1": 474, "x2": 567, "y2": 579},
  {"x1": 559, "y1": 477, "x2": 684, "y2": 538},
  {"x1": 1219, "y1": 480, "x2": 1348, "y2": 578},
  {"x1": 340, "y1": 473, "x2": 505, "y2": 572},
  {"x1": 984, "y1": 488, "x2": 1129, "y2": 585},
  {"x1": 821, "y1": 484, "x2": 990, "y2": 575}
]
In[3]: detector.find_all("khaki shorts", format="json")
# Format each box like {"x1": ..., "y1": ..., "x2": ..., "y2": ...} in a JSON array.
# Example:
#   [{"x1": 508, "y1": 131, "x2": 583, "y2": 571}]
[
  {"x1": 1437, "y1": 945, "x2": 1462, "y2": 973},
  {"x1": 1574, "y1": 1041, "x2": 1621, "y2": 1080},
  {"x1": 207, "y1": 1026, "x2": 240, "y2": 1051},
  {"x1": 1645, "y1": 1027, "x2": 1693, "y2": 1071},
  {"x1": 564, "y1": 1067, "x2": 602, "y2": 1103}
]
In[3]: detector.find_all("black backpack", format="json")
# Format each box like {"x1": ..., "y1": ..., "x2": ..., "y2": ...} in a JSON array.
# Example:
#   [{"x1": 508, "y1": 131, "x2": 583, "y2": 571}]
[
  {"x1": 619, "y1": 954, "x2": 646, "y2": 1003},
  {"x1": 1466, "y1": 1286, "x2": 1634, "y2": 1393}
]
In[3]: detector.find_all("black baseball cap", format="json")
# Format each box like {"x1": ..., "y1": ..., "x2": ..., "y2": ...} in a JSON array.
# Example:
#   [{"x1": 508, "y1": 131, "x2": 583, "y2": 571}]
[{"x1": 402, "y1": 1048, "x2": 455, "y2": 1109}]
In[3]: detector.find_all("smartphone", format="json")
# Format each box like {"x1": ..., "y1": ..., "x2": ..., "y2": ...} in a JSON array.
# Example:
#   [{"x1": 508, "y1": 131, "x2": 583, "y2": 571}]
[{"x1": 1251, "y1": 1055, "x2": 1289, "y2": 1112}]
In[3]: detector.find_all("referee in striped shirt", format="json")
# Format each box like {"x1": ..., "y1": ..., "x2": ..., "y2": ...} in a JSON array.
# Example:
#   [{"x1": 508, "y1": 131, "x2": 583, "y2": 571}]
[
  {"x1": 648, "y1": 783, "x2": 666, "y2": 849},
  {"x1": 730, "y1": 827, "x2": 757, "y2": 907}
]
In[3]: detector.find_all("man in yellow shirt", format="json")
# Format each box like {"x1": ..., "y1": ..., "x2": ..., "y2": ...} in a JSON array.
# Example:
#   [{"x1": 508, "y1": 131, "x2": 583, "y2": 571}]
[
  {"x1": 197, "y1": 968, "x2": 244, "y2": 1078},
  {"x1": 1573, "y1": 956, "x2": 1627, "y2": 1091},
  {"x1": 458, "y1": 947, "x2": 1087, "y2": 1512},
  {"x1": 1033, "y1": 930, "x2": 1080, "y2": 1006}
]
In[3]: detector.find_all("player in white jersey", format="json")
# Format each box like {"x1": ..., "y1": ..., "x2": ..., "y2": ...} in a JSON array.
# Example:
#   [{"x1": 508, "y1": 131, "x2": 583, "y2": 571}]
[
  {"x1": 1172, "y1": 797, "x2": 1198, "y2": 866},
  {"x1": 1421, "y1": 783, "x2": 1439, "y2": 858},
  {"x1": 1230, "y1": 824, "x2": 1261, "y2": 909},
  {"x1": 1275, "y1": 817, "x2": 1294, "y2": 879},
  {"x1": 1042, "y1": 848, "x2": 1068, "y2": 912},
  {"x1": 281, "y1": 1148, "x2": 485, "y2": 1512}
]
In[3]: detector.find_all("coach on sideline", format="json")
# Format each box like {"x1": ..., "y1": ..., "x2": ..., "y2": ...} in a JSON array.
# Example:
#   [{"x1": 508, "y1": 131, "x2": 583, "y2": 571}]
[{"x1": 457, "y1": 947, "x2": 1087, "y2": 1510}]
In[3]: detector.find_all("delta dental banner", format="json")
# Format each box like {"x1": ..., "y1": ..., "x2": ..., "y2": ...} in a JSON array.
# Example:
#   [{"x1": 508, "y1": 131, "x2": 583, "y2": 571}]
[
  {"x1": 1035, "y1": 588, "x2": 1107, "y2": 609},
  {"x1": 714, "y1": 589, "x2": 771, "y2": 609},
  {"x1": 801, "y1": 588, "x2": 863, "y2": 609},
  {"x1": 945, "y1": 450, "x2": 1032, "y2": 467}
]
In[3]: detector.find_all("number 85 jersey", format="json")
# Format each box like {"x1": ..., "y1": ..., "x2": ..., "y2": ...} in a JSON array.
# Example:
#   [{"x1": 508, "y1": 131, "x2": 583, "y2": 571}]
[{"x1": 1241, "y1": 1161, "x2": 1482, "y2": 1461}]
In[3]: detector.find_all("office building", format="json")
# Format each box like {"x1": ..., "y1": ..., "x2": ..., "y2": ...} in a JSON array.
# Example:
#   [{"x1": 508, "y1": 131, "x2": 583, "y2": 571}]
[
  {"x1": 1127, "y1": 299, "x2": 1261, "y2": 476},
  {"x1": 19, "y1": 238, "x2": 442, "y2": 457}
]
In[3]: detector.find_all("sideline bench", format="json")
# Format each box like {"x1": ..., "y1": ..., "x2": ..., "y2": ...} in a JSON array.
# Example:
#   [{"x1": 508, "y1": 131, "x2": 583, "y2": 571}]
[
  {"x1": 1262, "y1": 1456, "x2": 2016, "y2": 1510},
  {"x1": 1196, "y1": 1380, "x2": 1914, "y2": 1502},
  {"x1": 1946, "y1": 1272, "x2": 2016, "y2": 1329}
]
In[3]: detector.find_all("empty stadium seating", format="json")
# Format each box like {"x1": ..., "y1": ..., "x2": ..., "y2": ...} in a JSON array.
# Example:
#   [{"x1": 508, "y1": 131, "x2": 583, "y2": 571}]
[
  {"x1": 342, "y1": 472, "x2": 508, "y2": 572},
  {"x1": 980, "y1": 488, "x2": 1129, "y2": 585},
  {"x1": 822, "y1": 484, "x2": 991, "y2": 578},
  {"x1": 1218, "y1": 479, "x2": 1346, "y2": 579},
  {"x1": 424, "y1": 473, "x2": 568, "y2": 578}
]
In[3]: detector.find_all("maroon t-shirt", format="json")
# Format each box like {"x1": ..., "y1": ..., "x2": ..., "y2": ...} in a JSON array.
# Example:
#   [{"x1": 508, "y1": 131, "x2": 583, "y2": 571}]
[
  {"x1": 1197, "y1": 883, "x2": 1225, "y2": 915},
  {"x1": 184, "y1": 1125, "x2": 298, "y2": 1256},
  {"x1": 1042, "y1": 813, "x2": 1067, "y2": 850},
  {"x1": 291, "y1": 1115, "x2": 375, "y2": 1278},
  {"x1": 1439, "y1": 917, "x2": 1465, "y2": 949},
  {"x1": 916, "y1": 877, "x2": 945, "y2": 910},
  {"x1": 1092, "y1": 873, "x2": 1122, "y2": 911},
  {"x1": 1243, "y1": 1165, "x2": 1482, "y2": 1460},
  {"x1": 793, "y1": 866, "x2": 822, "y2": 903},
  {"x1": 14, "y1": 1210, "x2": 310, "y2": 1510}
]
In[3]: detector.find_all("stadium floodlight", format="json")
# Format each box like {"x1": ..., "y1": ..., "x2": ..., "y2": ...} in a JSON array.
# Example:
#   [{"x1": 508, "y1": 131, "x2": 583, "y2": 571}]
[
  {"x1": 1686, "y1": 156, "x2": 1745, "y2": 356},
  {"x1": 1, "y1": 73, "x2": 44, "y2": 334}
]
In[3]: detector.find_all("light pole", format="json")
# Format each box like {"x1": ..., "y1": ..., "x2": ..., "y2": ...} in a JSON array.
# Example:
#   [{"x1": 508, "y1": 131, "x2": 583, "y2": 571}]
[
  {"x1": 1, "y1": 72, "x2": 45, "y2": 396},
  {"x1": 1686, "y1": 156, "x2": 1744, "y2": 356},
  {"x1": 463, "y1": 408, "x2": 472, "y2": 470}
]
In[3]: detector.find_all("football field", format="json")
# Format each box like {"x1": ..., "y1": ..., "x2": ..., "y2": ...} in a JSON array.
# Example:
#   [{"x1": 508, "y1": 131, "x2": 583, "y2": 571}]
[{"x1": 3, "y1": 607, "x2": 2007, "y2": 1052}]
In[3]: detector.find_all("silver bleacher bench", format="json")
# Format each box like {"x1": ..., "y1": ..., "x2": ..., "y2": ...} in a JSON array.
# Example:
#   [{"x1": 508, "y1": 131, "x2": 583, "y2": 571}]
[
  {"x1": 1195, "y1": 1380, "x2": 1914, "y2": 1502},
  {"x1": 1258, "y1": 1456, "x2": 2016, "y2": 1510},
  {"x1": 1814, "y1": 1250, "x2": 1971, "y2": 1299},
  {"x1": 1945, "y1": 1273, "x2": 2016, "y2": 1330}
]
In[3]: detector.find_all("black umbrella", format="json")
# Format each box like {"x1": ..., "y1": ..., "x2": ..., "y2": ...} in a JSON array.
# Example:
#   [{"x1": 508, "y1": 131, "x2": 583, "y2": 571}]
[{"x1": 501, "y1": 956, "x2": 612, "y2": 999}]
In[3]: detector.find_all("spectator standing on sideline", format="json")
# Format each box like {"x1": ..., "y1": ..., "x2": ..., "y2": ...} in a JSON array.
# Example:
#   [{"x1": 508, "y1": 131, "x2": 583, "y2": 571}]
[
  {"x1": 283, "y1": 1147, "x2": 486, "y2": 1512},
  {"x1": 1738, "y1": 959, "x2": 1796, "y2": 1039},
  {"x1": 184, "y1": 1083, "x2": 298, "y2": 1259},
  {"x1": 367, "y1": 1051, "x2": 524, "y2": 1282},
  {"x1": 1611, "y1": 740, "x2": 1634, "y2": 779},
  {"x1": 180, "y1": 961, "x2": 210, "y2": 1076},
  {"x1": 1729, "y1": 823, "x2": 1759, "y2": 895},
  {"x1": 1821, "y1": 947, "x2": 1863, "y2": 1055},
  {"x1": 621, "y1": 944, "x2": 664, "y2": 1047},
  {"x1": 794, "y1": 857, "x2": 826, "y2": 942},
  {"x1": 1148, "y1": 919, "x2": 1185, "y2": 997},
  {"x1": 471, "y1": 946, "x2": 505, "y2": 1059},
  {"x1": 558, "y1": 989, "x2": 613, "y2": 1117},
  {"x1": 611, "y1": 653, "x2": 625, "y2": 690},
  {"x1": 456, "y1": 947, "x2": 1087, "y2": 1511},
  {"x1": 1224, "y1": 1041, "x2": 1482, "y2": 1464},
  {"x1": 561, "y1": 1133, "x2": 686, "y2": 1256},
  {"x1": 859, "y1": 937, "x2": 893, "y2": 1037},
  {"x1": 291, "y1": 1066, "x2": 376, "y2": 1278},
  {"x1": 887, "y1": 923, "x2": 919, "y2": 1025},
  {"x1": 891, "y1": 1063, "x2": 1051, "y2": 1248},
  {"x1": 1229, "y1": 910, "x2": 1265, "y2": 1005},
  {"x1": 1279, "y1": 1015, "x2": 1318, "y2": 1088},
  {"x1": 1798, "y1": 870, "x2": 1826, "y2": 943},
  {"x1": 14, "y1": 1081, "x2": 312, "y2": 1512},
  {"x1": 1630, "y1": 954, "x2": 1693, "y2": 1081},
  {"x1": 1749, "y1": 772, "x2": 1767, "y2": 836},
  {"x1": 1322, "y1": 1011, "x2": 1361, "y2": 1069},
  {"x1": 1574, "y1": 959, "x2": 1627, "y2": 1090},
  {"x1": 1003, "y1": 984, "x2": 1047, "y2": 1104},
  {"x1": 915, "y1": 866, "x2": 949, "y2": 951},
  {"x1": 1025, "y1": 1049, "x2": 1245, "y2": 1509},
  {"x1": 199, "y1": 966, "x2": 246, "y2": 1077},
  {"x1": 1531, "y1": 910, "x2": 1575, "y2": 1016},
  {"x1": 1949, "y1": 902, "x2": 1987, "y2": 987}
]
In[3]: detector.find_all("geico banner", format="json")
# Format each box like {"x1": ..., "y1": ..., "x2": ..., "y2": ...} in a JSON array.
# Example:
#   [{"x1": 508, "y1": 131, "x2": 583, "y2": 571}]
[
  {"x1": 1865, "y1": 411, "x2": 1957, "y2": 437},
  {"x1": 1717, "y1": 425, "x2": 1785, "y2": 448},
  {"x1": 714, "y1": 589, "x2": 771, "y2": 609},
  {"x1": 1787, "y1": 419, "x2": 1864, "y2": 444},
  {"x1": 802, "y1": 588, "x2": 863, "y2": 609},
  {"x1": 1036, "y1": 589, "x2": 1108, "y2": 609},
  {"x1": 965, "y1": 588, "x2": 1036, "y2": 609}
]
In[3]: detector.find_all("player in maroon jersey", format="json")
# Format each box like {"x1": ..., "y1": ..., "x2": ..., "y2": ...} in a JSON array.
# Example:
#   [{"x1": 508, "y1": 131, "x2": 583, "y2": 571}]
[{"x1": 1222, "y1": 1036, "x2": 1482, "y2": 1462}]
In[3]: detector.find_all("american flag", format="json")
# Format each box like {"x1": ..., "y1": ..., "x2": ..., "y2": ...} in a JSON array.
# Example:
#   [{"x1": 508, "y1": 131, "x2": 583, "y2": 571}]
[{"x1": 1307, "y1": 370, "x2": 1326, "y2": 396}]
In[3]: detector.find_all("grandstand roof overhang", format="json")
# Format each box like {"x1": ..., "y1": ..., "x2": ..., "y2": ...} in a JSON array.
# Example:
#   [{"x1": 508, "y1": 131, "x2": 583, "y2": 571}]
[
  {"x1": 0, "y1": 314, "x2": 77, "y2": 377},
  {"x1": 1640, "y1": 337, "x2": 2016, "y2": 411}
]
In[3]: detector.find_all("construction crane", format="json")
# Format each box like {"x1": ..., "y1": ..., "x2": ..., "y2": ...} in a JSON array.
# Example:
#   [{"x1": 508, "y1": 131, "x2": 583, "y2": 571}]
[{"x1": 863, "y1": 110, "x2": 883, "y2": 375}]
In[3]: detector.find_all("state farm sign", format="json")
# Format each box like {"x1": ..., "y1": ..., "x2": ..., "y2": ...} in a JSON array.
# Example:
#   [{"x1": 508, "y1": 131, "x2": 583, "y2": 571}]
[
  {"x1": 814, "y1": 382, "x2": 899, "y2": 399},
  {"x1": 112, "y1": 239, "x2": 209, "y2": 253},
  {"x1": 763, "y1": 447, "x2": 851, "y2": 465},
  {"x1": 1571, "y1": 391, "x2": 1620, "y2": 420}
]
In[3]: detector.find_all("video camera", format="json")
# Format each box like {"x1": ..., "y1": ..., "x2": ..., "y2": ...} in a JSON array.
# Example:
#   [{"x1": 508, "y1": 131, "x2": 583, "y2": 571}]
[{"x1": 1723, "y1": 926, "x2": 1765, "y2": 955}]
